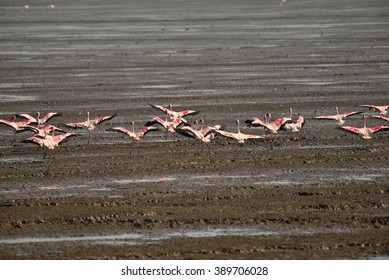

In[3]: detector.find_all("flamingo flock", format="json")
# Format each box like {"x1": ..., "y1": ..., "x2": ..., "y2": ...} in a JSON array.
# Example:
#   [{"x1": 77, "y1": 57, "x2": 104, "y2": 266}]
[{"x1": 0, "y1": 103, "x2": 388, "y2": 159}]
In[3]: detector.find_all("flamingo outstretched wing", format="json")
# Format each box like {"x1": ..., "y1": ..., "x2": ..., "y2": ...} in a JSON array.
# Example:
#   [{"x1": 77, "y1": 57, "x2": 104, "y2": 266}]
[
  {"x1": 92, "y1": 114, "x2": 116, "y2": 125},
  {"x1": 369, "y1": 126, "x2": 389, "y2": 134},
  {"x1": 65, "y1": 122, "x2": 85, "y2": 129},
  {"x1": 245, "y1": 118, "x2": 267, "y2": 127},
  {"x1": 339, "y1": 126, "x2": 362, "y2": 135},
  {"x1": 137, "y1": 126, "x2": 159, "y2": 137}
]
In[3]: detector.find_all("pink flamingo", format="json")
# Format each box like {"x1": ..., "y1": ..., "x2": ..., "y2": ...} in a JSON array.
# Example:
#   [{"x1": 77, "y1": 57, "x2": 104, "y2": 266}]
[
  {"x1": 65, "y1": 112, "x2": 116, "y2": 143},
  {"x1": 108, "y1": 121, "x2": 159, "y2": 142},
  {"x1": 359, "y1": 104, "x2": 388, "y2": 116},
  {"x1": 149, "y1": 103, "x2": 199, "y2": 123},
  {"x1": 339, "y1": 115, "x2": 389, "y2": 140},
  {"x1": 315, "y1": 107, "x2": 362, "y2": 125},
  {"x1": 281, "y1": 110, "x2": 305, "y2": 132},
  {"x1": 245, "y1": 110, "x2": 291, "y2": 134},
  {"x1": 23, "y1": 132, "x2": 79, "y2": 158},
  {"x1": 18, "y1": 112, "x2": 61, "y2": 125},
  {"x1": 0, "y1": 115, "x2": 31, "y2": 143},
  {"x1": 215, "y1": 120, "x2": 265, "y2": 145}
]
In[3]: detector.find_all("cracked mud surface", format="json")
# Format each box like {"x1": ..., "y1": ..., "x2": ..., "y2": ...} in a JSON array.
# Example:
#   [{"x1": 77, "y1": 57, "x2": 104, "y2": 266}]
[{"x1": 0, "y1": 0, "x2": 389, "y2": 259}]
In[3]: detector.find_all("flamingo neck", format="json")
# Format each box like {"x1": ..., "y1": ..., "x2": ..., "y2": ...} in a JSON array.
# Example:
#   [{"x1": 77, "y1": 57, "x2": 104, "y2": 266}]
[
  {"x1": 336, "y1": 107, "x2": 339, "y2": 116},
  {"x1": 237, "y1": 120, "x2": 240, "y2": 134},
  {"x1": 132, "y1": 121, "x2": 135, "y2": 133}
]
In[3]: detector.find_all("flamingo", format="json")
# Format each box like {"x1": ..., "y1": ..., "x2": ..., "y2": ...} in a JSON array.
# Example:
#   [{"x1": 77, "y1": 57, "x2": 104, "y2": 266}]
[
  {"x1": 175, "y1": 125, "x2": 216, "y2": 153},
  {"x1": 372, "y1": 115, "x2": 389, "y2": 122},
  {"x1": 215, "y1": 120, "x2": 265, "y2": 145},
  {"x1": 17, "y1": 112, "x2": 61, "y2": 125},
  {"x1": 314, "y1": 107, "x2": 362, "y2": 125},
  {"x1": 145, "y1": 116, "x2": 186, "y2": 139},
  {"x1": 281, "y1": 110, "x2": 305, "y2": 133},
  {"x1": 359, "y1": 104, "x2": 388, "y2": 116},
  {"x1": 48, "y1": 4, "x2": 55, "y2": 10},
  {"x1": 107, "y1": 121, "x2": 159, "y2": 142},
  {"x1": 339, "y1": 115, "x2": 389, "y2": 140},
  {"x1": 148, "y1": 103, "x2": 199, "y2": 123},
  {"x1": 0, "y1": 115, "x2": 31, "y2": 143},
  {"x1": 65, "y1": 112, "x2": 116, "y2": 143},
  {"x1": 23, "y1": 132, "x2": 79, "y2": 158},
  {"x1": 245, "y1": 111, "x2": 291, "y2": 134}
]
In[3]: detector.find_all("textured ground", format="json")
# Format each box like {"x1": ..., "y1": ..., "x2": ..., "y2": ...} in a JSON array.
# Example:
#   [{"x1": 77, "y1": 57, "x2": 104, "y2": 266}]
[{"x1": 0, "y1": 0, "x2": 389, "y2": 259}]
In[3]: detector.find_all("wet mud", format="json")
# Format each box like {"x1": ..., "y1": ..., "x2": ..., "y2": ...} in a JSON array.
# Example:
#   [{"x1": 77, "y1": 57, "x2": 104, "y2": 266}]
[{"x1": 0, "y1": 0, "x2": 389, "y2": 259}]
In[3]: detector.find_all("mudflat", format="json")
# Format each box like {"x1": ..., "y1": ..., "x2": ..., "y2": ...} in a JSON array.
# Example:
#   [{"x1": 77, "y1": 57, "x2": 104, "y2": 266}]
[{"x1": 0, "y1": 0, "x2": 388, "y2": 259}]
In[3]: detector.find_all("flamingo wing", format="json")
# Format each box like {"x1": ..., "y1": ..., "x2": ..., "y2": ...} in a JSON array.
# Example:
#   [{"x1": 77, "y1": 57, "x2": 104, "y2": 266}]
[
  {"x1": 108, "y1": 127, "x2": 131, "y2": 136},
  {"x1": 54, "y1": 133, "x2": 79, "y2": 144},
  {"x1": 148, "y1": 103, "x2": 169, "y2": 113},
  {"x1": 339, "y1": 126, "x2": 362, "y2": 135},
  {"x1": 177, "y1": 109, "x2": 199, "y2": 117},
  {"x1": 369, "y1": 126, "x2": 389, "y2": 134},
  {"x1": 145, "y1": 117, "x2": 165, "y2": 127},
  {"x1": 343, "y1": 111, "x2": 362, "y2": 118},
  {"x1": 41, "y1": 112, "x2": 61, "y2": 123},
  {"x1": 17, "y1": 113, "x2": 36, "y2": 122},
  {"x1": 242, "y1": 133, "x2": 265, "y2": 140},
  {"x1": 215, "y1": 130, "x2": 238, "y2": 139},
  {"x1": 65, "y1": 122, "x2": 85, "y2": 129},
  {"x1": 137, "y1": 126, "x2": 159, "y2": 137},
  {"x1": 175, "y1": 127, "x2": 197, "y2": 139},
  {"x1": 315, "y1": 115, "x2": 337, "y2": 120},
  {"x1": 23, "y1": 136, "x2": 44, "y2": 146},
  {"x1": 92, "y1": 113, "x2": 116, "y2": 125},
  {"x1": 245, "y1": 118, "x2": 267, "y2": 127}
]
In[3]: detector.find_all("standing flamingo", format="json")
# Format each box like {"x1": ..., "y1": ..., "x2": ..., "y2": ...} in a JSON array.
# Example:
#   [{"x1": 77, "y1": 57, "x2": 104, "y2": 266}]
[
  {"x1": 148, "y1": 103, "x2": 199, "y2": 123},
  {"x1": 65, "y1": 112, "x2": 116, "y2": 143},
  {"x1": 215, "y1": 120, "x2": 265, "y2": 145},
  {"x1": 0, "y1": 115, "x2": 31, "y2": 143},
  {"x1": 17, "y1": 112, "x2": 61, "y2": 125},
  {"x1": 23, "y1": 132, "x2": 79, "y2": 158},
  {"x1": 359, "y1": 104, "x2": 388, "y2": 116},
  {"x1": 314, "y1": 107, "x2": 362, "y2": 125},
  {"x1": 108, "y1": 121, "x2": 159, "y2": 142},
  {"x1": 339, "y1": 115, "x2": 389, "y2": 140}
]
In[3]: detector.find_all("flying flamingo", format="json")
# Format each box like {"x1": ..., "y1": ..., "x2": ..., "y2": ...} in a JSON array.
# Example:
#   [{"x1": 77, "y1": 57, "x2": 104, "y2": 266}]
[
  {"x1": 65, "y1": 112, "x2": 116, "y2": 143},
  {"x1": 281, "y1": 109, "x2": 305, "y2": 133},
  {"x1": 175, "y1": 122, "x2": 219, "y2": 153},
  {"x1": 245, "y1": 110, "x2": 291, "y2": 134},
  {"x1": 372, "y1": 115, "x2": 389, "y2": 122},
  {"x1": 48, "y1": 4, "x2": 55, "y2": 10},
  {"x1": 145, "y1": 116, "x2": 186, "y2": 139},
  {"x1": 0, "y1": 115, "x2": 31, "y2": 143},
  {"x1": 339, "y1": 115, "x2": 389, "y2": 140},
  {"x1": 359, "y1": 104, "x2": 388, "y2": 116},
  {"x1": 215, "y1": 120, "x2": 265, "y2": 145},
  {"x1": 148, "y1": 103, "x2": 199, "y2": 124},
  {"x1": 23, "y1": 131, "x2": 79, "y2": 158},
  {"x1": 17, "y1": 112, "x2": 61, "y2": 125},
  {"x1": 108, "y1": 121, "x2": 159, "y2": 142},
  {"x1": 314, "y1": 107, "x2": 362, "y2": 125}
]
